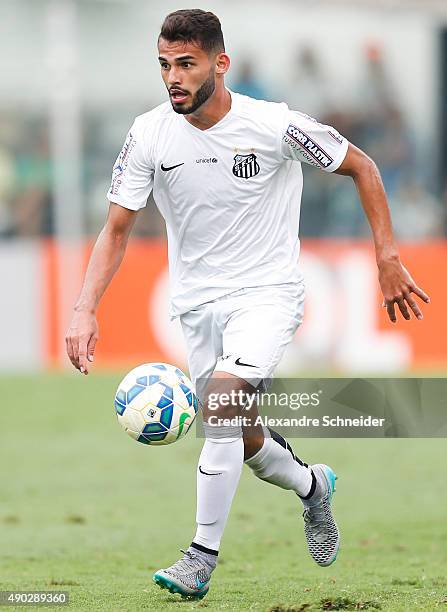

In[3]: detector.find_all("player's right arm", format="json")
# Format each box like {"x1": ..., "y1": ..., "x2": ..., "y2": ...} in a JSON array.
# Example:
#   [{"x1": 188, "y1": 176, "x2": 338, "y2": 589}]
[
  {"x1": 66, "y1": 203, "x2": 138, "y2": 375},
  {"x1": 66, "y1": 118, "x2": 154, "y2": 374}
]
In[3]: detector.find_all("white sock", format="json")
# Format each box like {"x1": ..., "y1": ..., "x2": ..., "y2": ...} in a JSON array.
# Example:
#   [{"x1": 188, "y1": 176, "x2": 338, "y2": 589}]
[
  {"x1": 193, "y1": 424, "x2": 244, "y2": 552},
  {"x1": 245, "y1": 430, "x2": 314, "y2": 498}
]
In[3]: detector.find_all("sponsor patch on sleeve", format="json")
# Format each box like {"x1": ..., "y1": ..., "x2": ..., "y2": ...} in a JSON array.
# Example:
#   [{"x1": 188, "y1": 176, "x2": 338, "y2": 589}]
[
  {"x1": 284, "y1": 123, "x2": 333, "y2": 169},
  {"x1": 110, "y1": 131, "x2": 137, "y2": 195}
]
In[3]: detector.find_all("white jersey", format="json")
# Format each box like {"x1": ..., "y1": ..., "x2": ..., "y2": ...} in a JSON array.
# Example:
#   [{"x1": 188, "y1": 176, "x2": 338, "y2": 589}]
[{"x1": 107, "y1": 91, "x2": 348, "y2": 317}]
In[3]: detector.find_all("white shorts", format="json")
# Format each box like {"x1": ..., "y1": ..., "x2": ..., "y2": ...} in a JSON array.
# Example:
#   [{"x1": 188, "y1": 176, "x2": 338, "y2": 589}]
[{"x1": 180, "y1": 283, "x2": 305, "y2": 402}]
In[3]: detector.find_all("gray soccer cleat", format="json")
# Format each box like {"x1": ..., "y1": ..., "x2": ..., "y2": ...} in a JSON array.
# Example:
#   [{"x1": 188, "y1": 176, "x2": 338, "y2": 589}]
[
  {"x1": 302, "y1": 464, "x2": 340, "y2": 567},
  {"x1": 153, "y1": 549, "x2": 212, "y2": 599}
]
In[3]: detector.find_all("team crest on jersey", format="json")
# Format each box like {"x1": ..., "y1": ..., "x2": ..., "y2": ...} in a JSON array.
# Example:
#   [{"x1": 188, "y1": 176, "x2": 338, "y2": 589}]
[{"x1": 232, "y1": 152, "x2": 260, "y2": 179}]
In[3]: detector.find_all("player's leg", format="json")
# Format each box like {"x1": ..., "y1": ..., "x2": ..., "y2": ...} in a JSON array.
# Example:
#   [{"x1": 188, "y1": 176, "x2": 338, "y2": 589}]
[
  {"x1": 180, "y1": 308, "x2": 247, "y2": 560},
  {"x1": 154, "y1": 304, "x2": 249, "y2": 598},
  {"x1": 154, "y1": 372, "x2": 252, "y2": 599},
  {"x1": 245, "y1": 421, "x2": 339, "y2": 566},
  {"x1": 153, "y1": 303, "x2": 219, "y2": 598},
  {"x1": 217, "y1": 283, "x2": 340, "y2": 567}
]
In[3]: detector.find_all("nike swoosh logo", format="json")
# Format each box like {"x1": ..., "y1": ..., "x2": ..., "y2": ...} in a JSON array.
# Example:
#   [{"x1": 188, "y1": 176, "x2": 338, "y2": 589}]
[
  {"x1": 235, "y1": 357, "x2": 257, "y2": 368},
  {"x1": 199, "y1": 465, "x2": 223, "y2": 476},
  {"x1": 160, "y1": 162, "x2": 184, "y2": 172}
]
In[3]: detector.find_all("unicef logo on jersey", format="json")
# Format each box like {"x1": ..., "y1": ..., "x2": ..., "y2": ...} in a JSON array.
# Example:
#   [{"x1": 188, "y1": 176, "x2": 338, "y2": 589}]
[{"x1": 232, "y1": 152, "x2": 260, "y2": 180}]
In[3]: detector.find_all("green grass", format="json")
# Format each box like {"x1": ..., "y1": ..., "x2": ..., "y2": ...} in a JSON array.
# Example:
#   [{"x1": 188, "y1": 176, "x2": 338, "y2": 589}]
[{"x1": 0, "y1": 374, "x2": 446, "y2": 611}]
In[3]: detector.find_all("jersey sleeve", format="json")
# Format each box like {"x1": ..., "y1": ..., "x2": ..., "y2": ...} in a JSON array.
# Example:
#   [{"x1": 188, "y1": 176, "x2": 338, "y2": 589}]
[
  {"x1": 106, "y1": 120, "x2": 154, "y2": 210},
  {"x1": 280, "y1": 109, "x2": 349, "y2": 172}
]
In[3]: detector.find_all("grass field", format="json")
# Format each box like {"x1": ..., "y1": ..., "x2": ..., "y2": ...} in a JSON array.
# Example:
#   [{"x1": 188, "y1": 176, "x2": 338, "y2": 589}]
[{"x1": 1, "y1": 373, "x2": 446, "y2": 611}]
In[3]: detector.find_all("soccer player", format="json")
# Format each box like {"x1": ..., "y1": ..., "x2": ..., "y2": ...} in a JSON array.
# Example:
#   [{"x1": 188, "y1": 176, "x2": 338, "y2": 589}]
[{"x1": 66, "y1": 9, "x2": 430, "y2": 600}]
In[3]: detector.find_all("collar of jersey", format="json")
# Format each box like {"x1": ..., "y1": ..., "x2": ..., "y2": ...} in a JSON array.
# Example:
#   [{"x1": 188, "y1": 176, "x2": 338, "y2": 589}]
[{"x1": 181, "y1": 88, "x2": 237, "y2": 134}]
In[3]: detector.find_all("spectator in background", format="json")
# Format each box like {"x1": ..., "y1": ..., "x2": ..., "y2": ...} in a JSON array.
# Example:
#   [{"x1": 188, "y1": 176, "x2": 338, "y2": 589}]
[
  {"x1": 358, "y1": 43, "x2": 394, "y2": 116},
  {"x1": 0, "y1": 145, "x2": 16, "y2": 237},
  {"x1": 13, "y1": 123, "x2": 53, "y2": 236},
  {"x1": 231, "y1": 59, "x2": 270, "y2": 100},
  {"x1": 354, "y1": 44, "x2": 444, "y2": 239},
  {"x1": 354, "y1": 44, "x2": 413, "y2": 198},
  {"x1": 287, "y1": 47, "x2": 332, "y2": 119},
  {"x1": 391, "y1": 181, "x2": 444, "y2": 240}
]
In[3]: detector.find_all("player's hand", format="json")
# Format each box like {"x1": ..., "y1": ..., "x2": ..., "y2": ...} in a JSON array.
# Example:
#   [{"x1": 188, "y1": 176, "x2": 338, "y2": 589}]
[
  {"x1": 65, "y1": 310, "x2": 99, "y2": 375},
  {"x1": 378, "y1": 258, "x2": 430, "y2": 323}
]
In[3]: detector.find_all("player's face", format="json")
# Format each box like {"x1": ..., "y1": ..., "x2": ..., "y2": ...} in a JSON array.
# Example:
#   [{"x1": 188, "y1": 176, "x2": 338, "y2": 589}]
[{"x1": 158, "y1": 38, "x2": 218, "y2": 115}]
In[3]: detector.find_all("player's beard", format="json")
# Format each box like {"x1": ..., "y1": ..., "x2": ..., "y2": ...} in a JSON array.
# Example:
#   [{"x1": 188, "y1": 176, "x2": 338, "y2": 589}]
[{"x1": 170, "y1": 69, "x2": 216, "y2": 115}]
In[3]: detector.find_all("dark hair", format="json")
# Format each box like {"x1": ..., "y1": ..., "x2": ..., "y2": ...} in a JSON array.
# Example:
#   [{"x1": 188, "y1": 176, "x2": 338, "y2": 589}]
[{"x1": 159, "y1": 9, "x2": 225, "y2": 55}]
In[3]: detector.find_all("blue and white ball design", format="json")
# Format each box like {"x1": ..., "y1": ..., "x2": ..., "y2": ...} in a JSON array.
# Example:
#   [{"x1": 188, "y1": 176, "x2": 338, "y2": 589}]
[{"x1": 114, "y1": 363, "x2": 199, "y2": 445}]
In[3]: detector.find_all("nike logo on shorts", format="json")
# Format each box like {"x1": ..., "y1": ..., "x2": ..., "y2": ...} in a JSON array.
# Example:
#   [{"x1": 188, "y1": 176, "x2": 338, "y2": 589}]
[
  {"x1": 235, "y1": 357, "x2": 257, "y2": 368},
  {"x1": 160, "y1": 162, "x2": 184, "y2": 172}
]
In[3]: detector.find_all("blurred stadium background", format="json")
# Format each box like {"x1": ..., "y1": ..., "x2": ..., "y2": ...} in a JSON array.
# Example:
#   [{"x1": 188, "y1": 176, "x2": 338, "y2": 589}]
[{"x1": 0, "y1": 0, "x2": 446, "y2": 374}]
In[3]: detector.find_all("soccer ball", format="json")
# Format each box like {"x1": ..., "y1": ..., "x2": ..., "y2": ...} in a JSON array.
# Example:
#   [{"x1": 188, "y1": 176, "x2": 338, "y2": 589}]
[{"x1": 114, "y1": 363, "x2": 200, "y2": 445}]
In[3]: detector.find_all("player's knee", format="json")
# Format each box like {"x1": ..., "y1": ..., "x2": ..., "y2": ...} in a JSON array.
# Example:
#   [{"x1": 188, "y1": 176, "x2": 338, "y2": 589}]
[{"x1": 202, "y1": 372, "x2": 255, "y2": 422}]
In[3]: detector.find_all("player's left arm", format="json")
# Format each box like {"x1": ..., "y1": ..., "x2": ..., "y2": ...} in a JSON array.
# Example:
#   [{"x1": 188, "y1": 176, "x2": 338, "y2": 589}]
[{"x1": 335, "y1": 143, "x2": 430, "y2": 323}]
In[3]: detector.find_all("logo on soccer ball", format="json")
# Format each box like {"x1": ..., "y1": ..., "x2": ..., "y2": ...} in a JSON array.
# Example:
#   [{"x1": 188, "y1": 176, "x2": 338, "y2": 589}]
[{"x1": 232, "y1": 152, "x2": 260, "y2": 179}]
